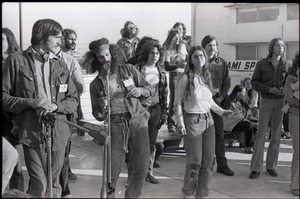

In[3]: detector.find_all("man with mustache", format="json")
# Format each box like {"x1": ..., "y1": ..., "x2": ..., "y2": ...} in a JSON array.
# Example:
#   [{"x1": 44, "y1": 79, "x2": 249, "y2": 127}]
[
  {"x1": 82, "y1": 38, "x2": 153, "y2": 198},
  {"x1": 201, "y1": 35, "x2": 234, "y2": 176},
  {"x1": 2, "y1": 18, "x2": 78, "y2": 197},
  {"x1": 117, "y1": 21, "x2": 140, "y2": 61}
]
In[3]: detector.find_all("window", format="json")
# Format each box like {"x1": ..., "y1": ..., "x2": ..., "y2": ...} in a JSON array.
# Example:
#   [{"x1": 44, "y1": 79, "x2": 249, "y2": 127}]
[
  {"x1": 237, "y1": 8, "x2": 257, "y2": 23},
  {"x1": 236, "y1": 42, "x2": 299, "y2": 61},
  {"x1": 258, "y1": 7, "x2": 279, "y2": 21},
  {"x1": 237, "y1": 6, "x2": 280, "y2": 23},
  {"x1": 236, "y1": 45, "x2": 256, "y2": 60},
  {"x1": 287, "y1": 3, "x2": 299, "y2": 20},
  {"x1": 236, "y1": 43, "x2": 269, "y2": 60}
]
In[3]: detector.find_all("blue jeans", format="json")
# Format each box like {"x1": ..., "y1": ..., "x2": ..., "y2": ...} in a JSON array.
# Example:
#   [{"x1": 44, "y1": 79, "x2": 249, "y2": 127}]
[
  {"x1": 147, "y1": 104, "x2": 162, "y2": 174},
  {"x1": 23, "y1": 143, "x2": 65, "y2": 198},
  {"x1": 182, "y1": 112, "x2": 215, "y2": 198},
  {"x1": 168, "y1": 72, "x2": 183, "y2": 128},
  {"x1": 107, "y1": 113, "x2": 150, "y2": 198}
]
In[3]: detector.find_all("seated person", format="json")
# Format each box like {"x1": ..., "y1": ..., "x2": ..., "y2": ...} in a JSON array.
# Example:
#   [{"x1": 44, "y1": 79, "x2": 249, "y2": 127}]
[
  {"x1": 222, "y1": 85, "x2": 258, "y2": 154},
  {"x1": 242, "y1": 77, "x2": 259, "y2": 119}
]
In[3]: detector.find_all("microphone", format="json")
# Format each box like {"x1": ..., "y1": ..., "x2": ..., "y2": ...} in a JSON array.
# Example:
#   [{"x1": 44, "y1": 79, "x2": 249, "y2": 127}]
[{"x1": 103, "y1": 62, "x2": 111, "y2": 71}]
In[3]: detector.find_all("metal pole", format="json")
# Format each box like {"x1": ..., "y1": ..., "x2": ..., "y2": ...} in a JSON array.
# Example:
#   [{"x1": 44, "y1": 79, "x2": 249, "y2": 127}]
[
  {"x1": 101, "y1": 146, "x2": 107, "y2": 198},
  {"x1": 106, "y1": 68, "x2": 112, "y2": 194},
  {"x1": 18, "y1": 2, "x2": 23, "y2": 50},
  {"x1": 42, "y1": 122, "x2": 53, "y2": 198}
]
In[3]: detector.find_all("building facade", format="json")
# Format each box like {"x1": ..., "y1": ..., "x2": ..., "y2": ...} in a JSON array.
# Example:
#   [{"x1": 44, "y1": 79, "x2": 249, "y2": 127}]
[{"x1": 191, "y1": 3, "x2": 299, "y2": 91}]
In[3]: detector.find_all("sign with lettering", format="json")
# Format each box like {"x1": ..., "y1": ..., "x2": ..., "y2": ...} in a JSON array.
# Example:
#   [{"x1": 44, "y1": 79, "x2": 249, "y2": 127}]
[{"x1": 226, "y1": 60, "x2": 258, "y2": 71}]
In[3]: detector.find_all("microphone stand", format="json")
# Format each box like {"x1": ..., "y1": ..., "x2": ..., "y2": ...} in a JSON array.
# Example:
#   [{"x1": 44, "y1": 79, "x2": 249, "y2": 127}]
[
  {"x1": 41, "y1": 116, "x2": 55, "y2": 198},
  {"x1": 101, "y1": 63, "x2": 114, "y2": 198}
]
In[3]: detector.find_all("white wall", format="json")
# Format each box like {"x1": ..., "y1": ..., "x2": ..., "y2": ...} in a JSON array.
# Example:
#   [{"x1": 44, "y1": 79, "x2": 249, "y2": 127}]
[
  {"x1": 192, "y1": 3, "x2": 299, "y2": 62},
  {"x1": 2, "y1": 2, "x2": 192, "y2": 56},
  {"x1": 191, "y1": 3, "x2": 236, "y2": 61}
]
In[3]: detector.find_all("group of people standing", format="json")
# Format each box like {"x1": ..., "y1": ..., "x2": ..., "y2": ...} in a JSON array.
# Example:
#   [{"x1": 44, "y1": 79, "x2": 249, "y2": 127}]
[{"x1": 2, "y1": 17, "x2": 299, "y2": 199}]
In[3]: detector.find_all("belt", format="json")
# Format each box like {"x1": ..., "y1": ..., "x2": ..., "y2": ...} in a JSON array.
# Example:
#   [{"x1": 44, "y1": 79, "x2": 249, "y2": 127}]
[
  {"x1": 110, "y1": 112, "x2": 131, "y2": 119},
  {"x1": 185, "y1": 112, "x2": 211, "y2": 119},
  {"x1": 169, "y1": 71, "x2": 183, "y2": 76}
]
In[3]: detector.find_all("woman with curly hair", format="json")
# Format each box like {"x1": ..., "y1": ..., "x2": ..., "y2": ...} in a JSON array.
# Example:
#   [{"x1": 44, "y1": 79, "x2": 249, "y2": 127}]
[
  {"x1": 162, "y1": 28, "x2": 188, "y2": 132},
  {"x1": 134, "y1": 37, "x2": 169, "y2": 184},
  {"x1": 174, "y1": 46, "x2": 233, "y2": 198},
  {"x1": 172, "y1": 22, "x2": 192, "y2": 50}
]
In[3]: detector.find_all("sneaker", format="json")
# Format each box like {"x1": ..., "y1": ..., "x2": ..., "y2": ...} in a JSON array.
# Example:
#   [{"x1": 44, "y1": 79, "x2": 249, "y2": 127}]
[
  {"x1": 145, "y1": 173, "x2": 159, "y2": 184},
  {"x1": 216, "y1": 165, "x2": 235, "y2": 176},
  {"x1": 267, "y1": 169, "x2": 278, "y2": 177},
  {"x1": 244, "y1": 147, "x2": 253, "y2": 154},
  {"x1": 281, "y1": 131, "x2": 291, "y2": 139},
  {"x1": 291, "y1": 189, "x2": 299, "y2": 196},
  {"x1": 249, "y1": 171, "x2": 260, "y2": 179},
  {"x1": 182, "y1": 190, "x2": 195, "y2": 198},
  {"x1": 153, "y1": 161, "x2": 161, "y2": 168},
  {"x1": 77, "y1": 129, "x2": 85, "y2": 136},
  {"x1": 168, "y1": 126, "x2": 176, "y2": 132},
  {"x1": 68, "y1": 172, "x2": 77, "y2": 180},
  {"x1": 62, "y1": 194, "x2": 73, "y2": 198}
]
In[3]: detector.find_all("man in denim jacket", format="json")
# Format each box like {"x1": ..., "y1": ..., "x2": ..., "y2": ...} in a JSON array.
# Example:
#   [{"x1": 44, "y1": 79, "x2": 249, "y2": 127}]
[
  {"x1": 83, "y1": 38, "x2": 153, "y2": 198},
  {"x1": 201, "y1": 35, "x2": 234, "y2": 176},
  {"x1": 2, "y1": 19, "x2": 78, "y2": 197}
]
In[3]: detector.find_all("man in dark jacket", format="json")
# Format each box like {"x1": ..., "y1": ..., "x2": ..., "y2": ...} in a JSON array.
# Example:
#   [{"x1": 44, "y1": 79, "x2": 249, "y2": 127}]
[
  {"x1": 201, "y1": 35, "x2": 234, "y2": 176},
  {"x1": 2, "y1": 18, "x2": 78, "y2": 198},
  {"x1": 83, "y1": 38, "x2": 153, "y2": 198}
]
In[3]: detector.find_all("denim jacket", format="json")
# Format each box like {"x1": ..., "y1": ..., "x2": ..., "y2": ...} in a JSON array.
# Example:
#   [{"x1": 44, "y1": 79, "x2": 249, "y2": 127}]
[
  {"x1": 2, "y1": 46, "x2": 78, "y2": 150},
  {"x1": 208, "y1": 56, "x2": 231, "y2": 98},
  {"x1": 90, "y1": 64, "x2": 154, "y2": 129},
  {"x1": 134, "y1": 63, "x2": 169, "y2": 115},
  {"x1": 251, "y1": 57, "x2": 287, "y2": 99}
]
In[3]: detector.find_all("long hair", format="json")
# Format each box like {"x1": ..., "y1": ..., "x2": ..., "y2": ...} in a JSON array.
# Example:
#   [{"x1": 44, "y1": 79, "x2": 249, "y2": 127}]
[
  {"x1": 120, "y1": 21, "x2": 139, "y2": 39},
  {"x1": 223, "y1": 84, "x2": 250, "y2": 110},
  {"x1": 30, "y1": 19, "x2": 63, "y2": 45},
  {"x1": 242, "y1": 77, "x2": 254, "y2": 100},
  {"x1": 137, "y1": 37, "x2": 163, "y2": 66},
  {"x1": 172, "y1": 22, "x2": 187, "y2": 37},
  {"x1": 267, "y1": 38, "x2": 285, "y2": 59},
  {"x1": 182, "y1": 46, "x2": 212, "y2": 97},
  {"x1": 2, "y1": 28, "x2": 21, "y2": 54},
  {"x1": 162, "y1": 28, "x2": 180, "y2": 51},
  {"x1": 82, "y1": 43, "x2": 125, "y2": 74}
]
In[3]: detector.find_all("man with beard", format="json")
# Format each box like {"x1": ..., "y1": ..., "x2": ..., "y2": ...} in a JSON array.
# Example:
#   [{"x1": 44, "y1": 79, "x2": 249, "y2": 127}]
[
  {"x1": 61, "y1": 29, "x2": 77, "y2": 56},
  {"x1": 82, "y1": 38, "x2": 153, "y2": 198},
  {"x1": 201, "y1": 35, "x2": 234, "y2": 176},
  {"x1": 116, "y1": 21, "x2": 140, "y2": 61}
]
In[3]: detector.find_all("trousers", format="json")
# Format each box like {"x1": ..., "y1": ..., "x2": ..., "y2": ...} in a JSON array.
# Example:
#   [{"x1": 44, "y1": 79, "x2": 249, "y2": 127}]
[
  {"x1": 182, "y1": 112, "x2": 215, "y2": 198},
  {"x1": 250, "y1": 97, "x2": 284, "y2": 172},
  {"x1": 106, "y1": 113, "x2": 150, "y2": 198},
  {"x1": 289, "y1": 107, "x2": 299, "y2": 192}
]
